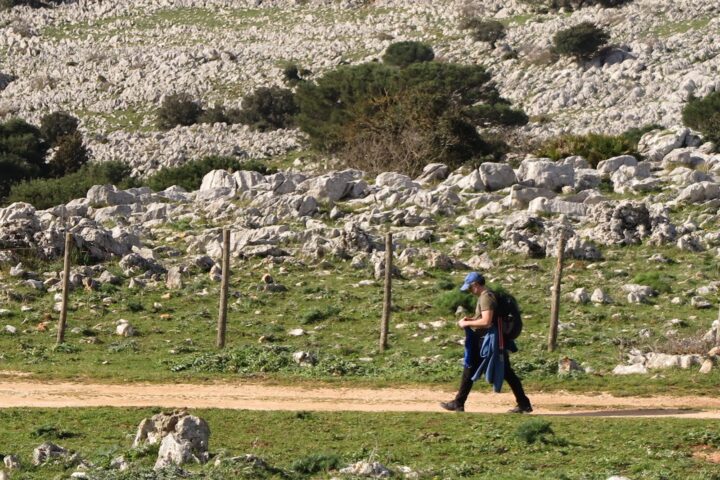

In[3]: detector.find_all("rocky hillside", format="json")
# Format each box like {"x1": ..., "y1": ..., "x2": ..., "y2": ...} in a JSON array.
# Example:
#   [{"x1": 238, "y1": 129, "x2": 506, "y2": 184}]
[{"x1": 1, "y1": 0, "x2": 718, "y2": 174}]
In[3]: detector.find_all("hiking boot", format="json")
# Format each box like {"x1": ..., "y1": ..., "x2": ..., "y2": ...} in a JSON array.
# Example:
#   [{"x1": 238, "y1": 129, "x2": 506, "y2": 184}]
[
  {"x1": 440, "y1": 400, "x2": 465, "y2": 412},
  {"x1": 507, "y1": 404, "x2": 533, "y2": 414}
]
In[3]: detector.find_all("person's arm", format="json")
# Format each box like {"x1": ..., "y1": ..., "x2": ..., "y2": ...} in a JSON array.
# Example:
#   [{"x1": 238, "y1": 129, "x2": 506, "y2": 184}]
[{"x1": 458, "y1": 309, "x2": 493, "y2": 329}]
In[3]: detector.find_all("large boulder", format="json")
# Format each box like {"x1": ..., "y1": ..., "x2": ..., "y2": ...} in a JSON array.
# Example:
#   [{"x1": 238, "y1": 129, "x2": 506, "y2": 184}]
[
  {"x1": 233, "y1": 170, "x2": 266, "y2": 192},
  {"x1": 676, "y1": 181, "x2": 720, "y2": 204},
  {"x1": 375, "y1": 172, "x2": 420, "y2": 190},
  {"x1": 596, "y1": 155, "x2": 637, "y2": 177},
  {"x1": 662, "y1": 148, "x2": 707, "y2": 170},
  {"x1": 415, "y1": 163, "x2": 449, "y2": 184},
  {"x1": 638, "y1": 127, "x2": 689, "y2": 161},
  {"x1": 528, "y1": 197, "x2": 587, "y2": 217},
  {"x1": 133, "y1": 411, "x2": 210, "y2": 470},
  {"x1": 298, "y1": 170, "x2": 362, "y2": 201},
  {"x1": 478, "y1": 162, "x2": 517, "y2": 191},
  {"x1": 33, "y1": 442, "x2": 69, "y2": 466},
  {"x1": 86, "y1": 185, "x2": 138, "y2": 206},
  {"x1": 199, "y1": 170, "x2": 236, "y2": 192},
  {"x1": 516, "y1": 159, "x2": 573, "y2": 191}
]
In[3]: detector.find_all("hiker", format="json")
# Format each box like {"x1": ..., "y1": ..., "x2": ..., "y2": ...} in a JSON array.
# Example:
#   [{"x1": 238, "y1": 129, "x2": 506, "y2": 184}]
[{"x1": 440, "y1": 271, "x2": 532, "y2": 413}]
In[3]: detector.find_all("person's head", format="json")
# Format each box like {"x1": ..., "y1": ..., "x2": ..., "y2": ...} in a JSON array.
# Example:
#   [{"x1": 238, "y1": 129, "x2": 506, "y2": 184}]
[{"x1": 460, "y1": 272, "x2": 485, "y2": 296}]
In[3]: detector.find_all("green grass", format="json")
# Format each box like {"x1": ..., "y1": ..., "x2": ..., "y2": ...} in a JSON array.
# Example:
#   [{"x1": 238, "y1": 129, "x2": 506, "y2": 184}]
[
  {"x1": 1, "y1": 408, "x2": 720, "y2": 479},
  {"x1": 0, "y1": 240, "x2": 718, "y2": 395},
  {"x1": 652, "y1": 17, "x2": 713, "y2": 37}
]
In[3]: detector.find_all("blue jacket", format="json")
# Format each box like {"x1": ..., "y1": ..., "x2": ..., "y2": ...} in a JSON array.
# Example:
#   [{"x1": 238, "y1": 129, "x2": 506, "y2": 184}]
[{"x1": 465, "y1": 325, "x2": 517, "y2": 393}]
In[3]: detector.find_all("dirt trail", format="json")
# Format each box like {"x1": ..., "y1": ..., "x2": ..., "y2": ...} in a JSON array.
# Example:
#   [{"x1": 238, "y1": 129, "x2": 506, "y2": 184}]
[{"x1": 1, "y1": 380, "x2": 719, "y2": 418}]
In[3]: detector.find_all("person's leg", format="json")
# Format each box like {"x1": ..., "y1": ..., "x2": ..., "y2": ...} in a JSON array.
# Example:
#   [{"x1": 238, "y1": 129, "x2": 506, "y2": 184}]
[
  {"x1": 504, "y1": 351, "x2": 532, "y2": 410},
  {"x1": 441, "y1": 333, "x2": 482, "y2": 411}
]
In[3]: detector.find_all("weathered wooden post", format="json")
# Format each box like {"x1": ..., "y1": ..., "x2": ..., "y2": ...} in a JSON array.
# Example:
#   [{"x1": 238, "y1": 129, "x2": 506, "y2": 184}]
[
  {"x1": 217, "y1": 229, "x2": 230, "y2": 349},
  {"x1": 56, "y1": 232, "x2": 73, "y2": 345},
  {"x1": 548, "y1": 230, "x2": 567, "y2": 352},
  {"x1": 380, "y1": 232, "x2": 393, "y2": 352}
]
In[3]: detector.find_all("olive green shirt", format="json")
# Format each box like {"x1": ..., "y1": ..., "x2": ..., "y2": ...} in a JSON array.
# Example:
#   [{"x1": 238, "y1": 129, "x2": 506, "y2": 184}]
[{"x1": 475, "y1": 290, "x2": 497, "y2": 317}]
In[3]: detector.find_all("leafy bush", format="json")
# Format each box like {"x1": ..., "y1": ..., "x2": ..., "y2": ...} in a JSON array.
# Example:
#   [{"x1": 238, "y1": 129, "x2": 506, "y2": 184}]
[
  {"x1": 682, "y1": 92, "x2": 720, "y2": 144},
  {"x1": 156, "y1": 93, "x2": 203, "y2": 130},
  {"x1": 515, "y1": 419, "x2": 554, "y2": 444},
  {"x1": 520, "y1": 0, "x2": 632, "y2": 11},
  {"x1": 534, "y1": 132, "x2": 638, "y2": 167},
  {"x1": 6, "y1": 161, "x2": 134, "y2": 209},
  {"x1": 281, "y1": 62, "x2": 310, "y2": 86},
  {"x1": 40, "y1": 111, "x2": 79, "y2": 146},
  {"x1": 621, "y1": 123, "x2": 664, "y2": 146},
  {"x1": 435, "y1": 290, "x2": 476, "y2": 314},
  {"x1": 143, "y1": 155, "x2": 275, "y2": 192},
  {"x1": 382, "y1": 41, "x2": 435, "y2": 67},
  {"x1": 295, "y1": 60, "x2": 526, "y2": 176},
  {"x1": 460, "y1": 18, "x2": 506, "y2": 48},
  {"x1": 631, "y1": 271, "x2": 673, "y2": 294},
  {"x1": 197, "y1": 106, "x2": 230, "y2": 125},
  {"x1": 231, "y1": 87, "x2": 298, "y2": 132},
  {"x1": 291, "y1": 453, "x2": 341, "y2": 474},
  {"x1": 553, "y1": 22, "x2": 609, "y2": 61},
  {"x1": 0, "y1": 118, "x2": 49, "y2": 199},
  {"x1": 49, "y1": 131, "x2": 88, "y2": 176}
]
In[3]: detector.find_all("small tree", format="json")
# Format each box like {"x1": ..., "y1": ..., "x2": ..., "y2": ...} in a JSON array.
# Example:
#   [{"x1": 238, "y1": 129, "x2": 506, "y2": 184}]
[
  {"x1": 682, "y1": 92, "x2": 720, "y2": 145},
  {"x1": 0, "y1": 118, "x2": 48, "y2": 199},
  {"x1": 460, "y1": 18, "x2": 507, "y2": 48},
  {"x1": 40, "y1": 111, "x2": 79, "y2": 146},
  {"x1": 553, "y1": 22, "x2": 609, "y2": 61},
  {"x1": 156, "y1": 93, "x2": 203, "y2": 130},
  {"x1": 232, "y1": 87, "x2": 298, "y2": 132},
  {"x1": 50, "y1": 131, "x2": 88, "y2": 176},
  {"x1": 382, "y1": 41, "x2": 435, "y2": 68}
]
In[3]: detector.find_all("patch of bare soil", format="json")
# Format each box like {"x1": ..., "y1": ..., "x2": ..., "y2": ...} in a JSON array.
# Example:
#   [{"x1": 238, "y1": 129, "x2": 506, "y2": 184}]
[
  {"x1": 692, "y1": 446, "x2": 720, "y2": 464},
  {"x1": 0, "y1": 381, "x2": 719, "y2": 418}
]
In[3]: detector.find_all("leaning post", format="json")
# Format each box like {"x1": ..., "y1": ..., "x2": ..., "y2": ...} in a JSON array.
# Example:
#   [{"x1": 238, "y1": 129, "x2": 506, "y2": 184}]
[
  {"x1": 380, "y1": 232, "x2": 393, "y2": 352},
  {"x1": 56, "y1": 232, "x2": 73, "y2": 345},
  {"x1": 547, "y1": 230, "x2": 567, "y2": 352},
  {"x1": 217, "y1": 229, "x2": 230, "y2": 349}
]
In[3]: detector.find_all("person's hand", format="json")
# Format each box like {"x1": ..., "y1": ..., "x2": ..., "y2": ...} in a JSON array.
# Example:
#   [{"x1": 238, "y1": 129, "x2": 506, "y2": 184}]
[{"x1": 457, "y1": 318, "x2": 466, "y2": 329}]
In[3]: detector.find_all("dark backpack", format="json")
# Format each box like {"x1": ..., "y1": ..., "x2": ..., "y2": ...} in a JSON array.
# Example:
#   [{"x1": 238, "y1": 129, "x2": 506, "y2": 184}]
[{"x1": 492, "y1": 290, "x2": 523, "y2": 340}]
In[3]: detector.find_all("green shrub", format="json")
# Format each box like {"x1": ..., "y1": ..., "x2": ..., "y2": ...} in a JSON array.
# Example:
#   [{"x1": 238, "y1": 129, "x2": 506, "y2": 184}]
[
  {"x1": 40, "y1": 111, "x2": 79, "y2": 146},
  {"x1": 0, "y1": 118, "x2": 49, "y2": 199},
  {"x1": 231, "y1": 87, "x2": 298, "y2": 132},
  {"x1": 291, "y1": 453, "x2": 341, "y2": 474},
  {"x1": 143, "y1": 155, "x2": 276, "y2": 192},
  {"x1": 49, "y1": 131, "x2": 88, "y2": 176},
  {"x1": 460, "y1": 18, "x2": 506, "y2": 48},
  {"x1": 435, "y1": 290, "x2": 476, "y2": 314},
  {"x1": 156, "y1": 93, "x2": 203, "y2": 130},
  {"x1": 197, "y1": 106, "x2": 230, "y2": 125},
  {"x1": 520, "y1": 0, "x2": 632, "y2": 11},
  {"x1": 621, "y1": 124, "x2": 664, "y2": 146},
  {"x1": 553, "y1": 22, "x2": 609, "y2": 61},
  {"x1": 295, "y1": 60, "x2": 526, "y2": 176},
  {"x1": 682, "y1": 92, "x2": 720, "y2": 144},
  {"x1": 515, "y1": 419, "x2": 554, "y2": 444},
  {"x1": 300, "y1": 305, "x2": 341, "y2": 325},
  {"x1": 535, "y1": 132, "x2": 638, "y2": 167},
  {"x1": 281, "y1": 62, "x2": 310, "y2": 86},
  {"x1": 382, "y1": 41, "x2": 435, "y2": 67},
  {"x1": 631, "y1": 271, "x2": 673, "y2": 294},
  {"x1": 6, "y1": 161, "x2": 134, "y2": 209}
]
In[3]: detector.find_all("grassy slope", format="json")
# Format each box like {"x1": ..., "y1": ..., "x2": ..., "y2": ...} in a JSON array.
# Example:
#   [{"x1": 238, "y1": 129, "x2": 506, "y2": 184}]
[{"x1": 1, "y1": 408, "x2": 719, "y2": 479}]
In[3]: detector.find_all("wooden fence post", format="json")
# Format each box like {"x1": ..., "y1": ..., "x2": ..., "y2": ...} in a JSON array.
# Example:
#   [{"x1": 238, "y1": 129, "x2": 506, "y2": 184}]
[
  {"x1": 56, "y1": 232, "x2": 73, "y2": 345},
  {"x1": 380, "y1": 233, "x2": 393, "y2": 352},
  {"x1": 547, "y1": 231, "x2": 567, "y2": 352},
  {"x1": 217, "y1": 229, "x2": 230, "y2": 349}
]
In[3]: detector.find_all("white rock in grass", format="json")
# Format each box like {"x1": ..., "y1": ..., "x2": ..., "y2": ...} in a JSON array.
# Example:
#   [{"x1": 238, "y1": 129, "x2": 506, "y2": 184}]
[
  {"x1": 4, "y1": 455, "x2": 20, "y2": 470},
  {"x1": 591, "y1": 288, "x2": 612, "y2": 304},
  {"x1": 116, "y1": 320, "x2": 135, "y2": 337},
  {"x1": 0, "y1": 309, "x2": 11, "y2": 317},
  {"x1": 699, "y1": 358, "x2": 714, "y2": 374},
  {"x1": 612, "y1": 364, "x2": 648, "y2": 375},
  {"x1": 339, "y1": 461, "x2": 391, "y2": 478},
  {"x1": 288, "y1": 328, "x2": 305, "y2": 337},
  {"x1": 4, "y1": 325, "x2": 17, "y2": 335},
  {"x1": 32, "y1": 442, "x2": 68, "y2": 465}
]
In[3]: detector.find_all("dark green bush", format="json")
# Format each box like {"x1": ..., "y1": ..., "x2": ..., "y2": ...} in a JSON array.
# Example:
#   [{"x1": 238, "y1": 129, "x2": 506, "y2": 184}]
[
  {"x1": 281, "y1": 62, "x2": 310, "y2": 86},
  {"x1": 142, "y1": 155, "x2": 276, "y2": 192},
  {"x1": 0, "y1": 118, "x2": 48, "y2": 199},
  {"x1": 382, "y1": 41, "x2": 435, "y2": 67},
  {"x1": 435, "y1": 290, "x2": 476, "y2": 314},
  {"x1": 6, "y1": 161, "x2": 134, "y2": 209},
  {"x1": 49, "y1": 131, "x2": 88, "y2": 176},
  {"x1": 521, "y1": 0, "x2": 632, "y2": 11},
  {"x1": 631, "y1": 271, "x2": 673, "y2": 294},
  {"x1": 621, "y1": 123, "x2": 664, "y2": 146},
  {"x1": 459, "y1": 18, "x2": 506, "y2": 48},
  {"x1": 553, "y1": 22, "x2": 609, "y2": 61},
  {"x1": 295, "y1": 60, "x2": 526, "y2": 176},
  {"x1": 515, "y1": 419, "x2": 555, "y2": 444},
  {"x1": 682, "y1": 92, "x2": 720, "y2": 144},
  {"x1": 231, "y1": 87, "x2": 298, "y2": 132},
  {"x1": 535, "y1": 132, "x2": 638, "y2": 167},
  {"x1": 291, "y1": 453, "x2": 341, "y2": 474},
  {"x1": 156, "y1": 93, "x2": 203, "y2": 130},
  {"x1": 197, "y1": 106, "x2": 230, "y2": 125},
  {"x1": 40, "y1": 111, "x2": 79, "y2": 146}
]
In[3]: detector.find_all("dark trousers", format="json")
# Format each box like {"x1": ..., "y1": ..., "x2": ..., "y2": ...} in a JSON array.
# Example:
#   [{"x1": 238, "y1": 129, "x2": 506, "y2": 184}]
[{"x1": 455, "y1": 349, "x2": 531, "y2": 408}]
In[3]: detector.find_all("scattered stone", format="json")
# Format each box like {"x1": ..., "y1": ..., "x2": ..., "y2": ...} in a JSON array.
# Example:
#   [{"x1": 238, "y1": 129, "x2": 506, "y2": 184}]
[
  {"x1": 33, "y1": 442, "x2": 69, "y2": 465},
  {"x1": 691, "y1": 296, "x2": 712, "y2": 309},
  {"x1": 3, "y1": 455, "x2": 20, "y2": 470},
  {"x1": 292, "y1": 351, "x2": 317, "y2": 367},
  {"x1": 558, "y1": 357, "x2": 582, "y2": 375},
  {"x1": 591, "y1": 289, "x2": 612, "y2": 304},
  {"x1": 612, "y1": 364, "x2": 648, "y2": 375},
  {"x1": 116, "y1": 319, "x2": 135, "y2": 337},
  {"x1": 568, "y1": 288, "x2": 590, "y2": 304},
  {"x1": 133, "y1": 411, "x2": 210, "y2": 470},
  {"x1": 339, "y1": 461, "x2": 391, "y2": 478},
  {"x1": 166, "y1": 267, "x2": 184, "y2": 290},
  {"x1": 4, "y1": 325, "x2": 17, "y2": 335},
  {"x1": 288, "y1": 328, "x2": 305, "y2": 337},
  {"x1": 699, "y1": 358, "x2": 714, "y2": 374}
]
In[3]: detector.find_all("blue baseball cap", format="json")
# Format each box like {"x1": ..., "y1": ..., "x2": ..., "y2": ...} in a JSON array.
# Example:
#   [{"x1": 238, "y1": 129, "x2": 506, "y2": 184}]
[{"x1": 460, "y1": 272, "x2": 485, "y2": 291}]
